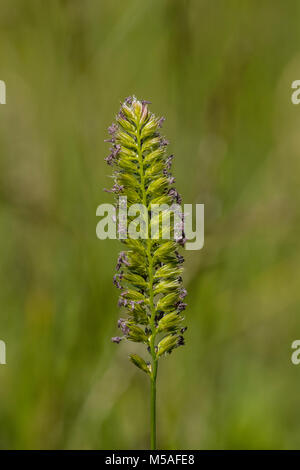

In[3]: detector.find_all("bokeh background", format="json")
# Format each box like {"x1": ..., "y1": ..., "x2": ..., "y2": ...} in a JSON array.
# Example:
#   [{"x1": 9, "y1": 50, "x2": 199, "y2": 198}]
[{"x1": 0, "y1": 0, "x2": 300, "y2": 450}]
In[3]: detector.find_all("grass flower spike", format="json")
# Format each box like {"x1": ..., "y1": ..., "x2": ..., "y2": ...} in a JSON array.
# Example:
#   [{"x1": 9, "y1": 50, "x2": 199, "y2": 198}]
[{"x1": 105, "y1": 96, "x2": 187, "y2": 449}]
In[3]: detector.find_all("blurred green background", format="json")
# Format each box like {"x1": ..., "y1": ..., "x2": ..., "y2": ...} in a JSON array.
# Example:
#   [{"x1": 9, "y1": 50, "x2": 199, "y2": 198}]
[{"x1": 1, "y1": 0, "x2": 300, "y2": 450}]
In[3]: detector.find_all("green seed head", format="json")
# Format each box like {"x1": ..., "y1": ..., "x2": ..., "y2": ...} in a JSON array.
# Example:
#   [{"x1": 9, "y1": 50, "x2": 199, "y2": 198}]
[{"x1": 106, "y1": 96, "x2": 187, "y2": 372}]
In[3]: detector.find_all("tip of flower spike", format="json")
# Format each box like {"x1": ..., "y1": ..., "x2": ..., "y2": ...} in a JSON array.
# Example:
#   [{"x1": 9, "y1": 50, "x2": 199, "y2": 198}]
[{"x1": 121, "y1": 96, "x2": 151, "y2": 106}]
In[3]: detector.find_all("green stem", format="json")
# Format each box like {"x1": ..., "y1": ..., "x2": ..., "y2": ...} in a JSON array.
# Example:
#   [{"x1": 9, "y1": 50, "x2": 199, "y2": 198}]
[
  {"x1": 150, "y1": 359, "x2": 157, "y2": 450},
  {"x1": 148, "y1": 244, "x2": 158, "y2": 450},
  {"x1": 136, "y1": 121, "x2": 158, "y2": 450}
]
